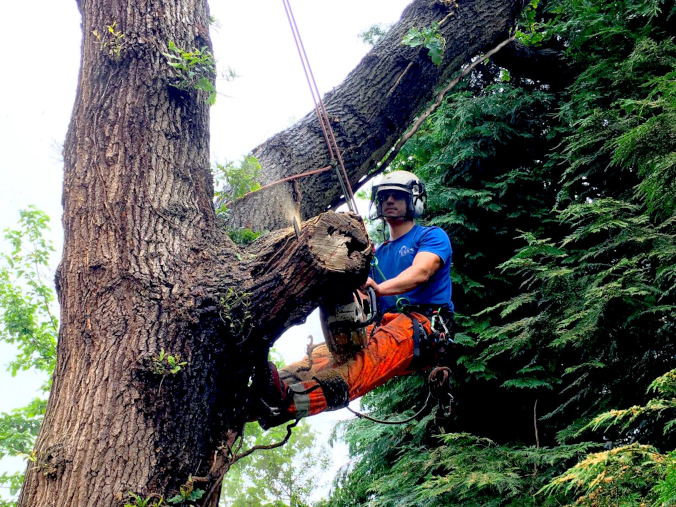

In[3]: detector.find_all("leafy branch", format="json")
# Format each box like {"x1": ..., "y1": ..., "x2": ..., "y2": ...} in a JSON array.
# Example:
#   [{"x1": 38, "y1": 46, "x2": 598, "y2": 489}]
[
  {"x1": 213, "y1": 155, "x2": 262, "y2": 218},
  {"x1": 402, "y1": 23, "x2": 446, "y2": 65},
  {"x1": 93, "y1": 22, "x2": 126, "y2": 60},
  {"x1": 0, "y1": 208, "x2": 58, "y2": 504},
  {"x1": 164, "y1": 41, "x2": 218, "y2": 105}
]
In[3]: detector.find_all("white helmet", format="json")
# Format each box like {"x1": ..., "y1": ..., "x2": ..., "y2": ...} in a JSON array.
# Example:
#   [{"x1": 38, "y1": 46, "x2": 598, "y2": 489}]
[{"x1": 369, "y1": 170, "x2": 427, "y2": 219}]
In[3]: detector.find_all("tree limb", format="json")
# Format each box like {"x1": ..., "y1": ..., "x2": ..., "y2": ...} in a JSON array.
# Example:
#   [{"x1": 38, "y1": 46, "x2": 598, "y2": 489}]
[
  {"x1": 240, "y1": 212, "x2": 372, "y2": 343},
  {"x1": 225, "y1": 0, "x2": 525, "y2": 232}
]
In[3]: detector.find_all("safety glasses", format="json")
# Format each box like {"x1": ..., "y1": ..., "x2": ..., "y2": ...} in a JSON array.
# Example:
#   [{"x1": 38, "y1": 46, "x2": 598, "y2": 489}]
[{"x1": 376, "y1": 189, "x2": 408, "y2": 202}]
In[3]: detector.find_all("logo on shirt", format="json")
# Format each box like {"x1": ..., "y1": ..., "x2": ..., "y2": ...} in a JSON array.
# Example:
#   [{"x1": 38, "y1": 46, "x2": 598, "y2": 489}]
[{"x1": 398, "y1": 245, "x2": 415, "y2": 257}]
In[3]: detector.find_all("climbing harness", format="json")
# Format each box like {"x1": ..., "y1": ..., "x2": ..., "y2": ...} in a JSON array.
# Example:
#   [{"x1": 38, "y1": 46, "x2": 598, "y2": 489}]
[
  {"x1": 281, "y1": 0, "x2": 359, "y2": 213},
  {"x1": 370, "y1": 256, "x2": 456, "y2": 347},
  {"x1": 352, "y1": 255, "x2": 457, "y2": 425}
]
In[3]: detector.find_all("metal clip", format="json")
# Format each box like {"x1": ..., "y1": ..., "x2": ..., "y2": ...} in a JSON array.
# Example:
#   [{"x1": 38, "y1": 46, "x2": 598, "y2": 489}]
[
  {"x1": 439, "y1": 315, "x2": 450, "y2": 335},
  {"x1": 260, "y1": 399, "x2": 281, "y2": 417}
]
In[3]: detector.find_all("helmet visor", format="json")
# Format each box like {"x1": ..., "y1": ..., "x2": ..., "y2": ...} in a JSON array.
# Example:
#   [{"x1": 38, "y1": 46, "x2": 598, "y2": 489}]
[{"x1": 376, "y1": 189, "x2": 409, "y2": 203}]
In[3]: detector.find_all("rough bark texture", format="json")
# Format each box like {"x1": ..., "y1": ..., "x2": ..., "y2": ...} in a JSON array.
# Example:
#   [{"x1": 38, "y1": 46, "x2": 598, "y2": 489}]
[
  {"x1": 17, "y1": 1, "x2": 370, "y2": 506},
  {"x1": 17, "y1": 0, "x2": 525, "y2": 505},
  {"x1": 226, "y1": 0, "x2": 524, "y2": 233}
]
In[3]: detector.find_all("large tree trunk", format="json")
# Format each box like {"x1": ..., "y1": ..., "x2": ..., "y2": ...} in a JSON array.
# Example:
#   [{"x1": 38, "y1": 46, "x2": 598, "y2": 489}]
[
  {"x1": 226, "y1": 0, "x2": 523, "y2": 232},
  {"x1": 18, "y1": 0, "x2": 523, "y2": 505}
]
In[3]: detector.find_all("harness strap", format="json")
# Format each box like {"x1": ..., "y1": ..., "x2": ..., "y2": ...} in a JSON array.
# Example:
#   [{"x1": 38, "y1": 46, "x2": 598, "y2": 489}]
[
  {"x1": 407, "y1": 314, "x2": 425, "y2": 371},
  {"x1": 411, "y1": 315, "x2": 421, "y2": 358}
]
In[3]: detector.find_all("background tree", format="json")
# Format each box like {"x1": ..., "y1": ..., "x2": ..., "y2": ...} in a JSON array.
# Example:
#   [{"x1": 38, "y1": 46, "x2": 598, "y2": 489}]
[
  {"x1": 220, "y1": 419, "x2": 329, "y2": 507},
  {"x1": 0, "y1": 209, "x2": 57, "y2": 507}
]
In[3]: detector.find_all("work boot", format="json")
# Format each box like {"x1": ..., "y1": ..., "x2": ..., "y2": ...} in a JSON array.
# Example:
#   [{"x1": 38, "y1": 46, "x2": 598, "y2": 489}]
[{"x1": 250, "y1": 361, "x2": 294, "y2": 429}]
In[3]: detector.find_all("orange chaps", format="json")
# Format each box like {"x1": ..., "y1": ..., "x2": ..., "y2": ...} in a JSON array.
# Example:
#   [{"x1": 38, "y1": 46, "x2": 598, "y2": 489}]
[{"x1": 279, "y1": 312, "x2": 432, "y2": 419}]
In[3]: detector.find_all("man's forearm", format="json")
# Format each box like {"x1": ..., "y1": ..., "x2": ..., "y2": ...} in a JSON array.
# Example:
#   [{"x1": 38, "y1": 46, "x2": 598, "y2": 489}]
[
  {"x1": 364, "y1": 251, "x2": 442, "y2": 297},
  {"x1": 377, "y1": 265, "x2": 432, "y2": 296}
]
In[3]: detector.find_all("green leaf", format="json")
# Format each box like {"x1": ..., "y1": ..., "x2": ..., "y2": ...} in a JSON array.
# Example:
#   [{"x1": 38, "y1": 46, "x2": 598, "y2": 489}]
[
  {"x1": 188, "y1": 489, "x2": 204, "y2": 501},
  {"x1": 401, "y1": 28, "x2": 423, "y2": 48},
  {"x1": 195, "y1": 77, "x2": 214, "y2": 93}
]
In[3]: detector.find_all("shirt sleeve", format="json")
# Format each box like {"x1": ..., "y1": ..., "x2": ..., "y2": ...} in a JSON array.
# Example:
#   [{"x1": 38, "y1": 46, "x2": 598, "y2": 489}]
[{"x1": 417, "y1": 227, "x2": 452, "y2": 266}]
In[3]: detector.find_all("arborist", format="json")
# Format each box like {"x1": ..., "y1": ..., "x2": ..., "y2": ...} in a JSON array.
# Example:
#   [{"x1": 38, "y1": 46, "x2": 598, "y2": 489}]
[{"x1": 254, "y1": 170, "x2": 455, "y2": 429}]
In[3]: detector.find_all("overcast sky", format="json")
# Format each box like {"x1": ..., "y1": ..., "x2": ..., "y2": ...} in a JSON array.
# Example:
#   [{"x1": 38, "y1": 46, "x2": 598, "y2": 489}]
[{"x1": 0, "y1": 0, "x2": 411, "y2": 496}]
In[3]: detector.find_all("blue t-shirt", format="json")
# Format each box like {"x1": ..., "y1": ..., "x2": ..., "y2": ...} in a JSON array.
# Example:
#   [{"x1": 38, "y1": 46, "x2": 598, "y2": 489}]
[{"x1": 371, "y1": 224, "x2": 453, "y2": 312}]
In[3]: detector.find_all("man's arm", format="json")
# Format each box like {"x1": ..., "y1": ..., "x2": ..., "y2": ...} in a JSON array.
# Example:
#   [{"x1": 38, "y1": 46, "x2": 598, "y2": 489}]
[{"x1": 364, "y1": 251, "x2": 442, "y2": 297}]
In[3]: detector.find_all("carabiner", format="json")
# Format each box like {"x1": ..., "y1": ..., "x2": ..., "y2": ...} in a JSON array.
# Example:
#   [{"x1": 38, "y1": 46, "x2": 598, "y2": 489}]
[{"x1": 396, "y1": 297, "x2": 411, "y2": 312}]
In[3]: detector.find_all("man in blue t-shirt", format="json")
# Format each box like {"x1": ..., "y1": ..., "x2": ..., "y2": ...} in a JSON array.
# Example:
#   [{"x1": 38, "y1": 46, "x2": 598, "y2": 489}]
[
  {"x1": 254, "y1": 170, "x2": 455, "y2": 429},
  {"x1": 366, "y1": 178, "x2": 453, "y2": 314}
]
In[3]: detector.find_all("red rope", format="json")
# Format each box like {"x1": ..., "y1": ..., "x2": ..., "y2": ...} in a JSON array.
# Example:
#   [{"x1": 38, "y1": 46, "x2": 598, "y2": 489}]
[
  {"x1": 223, "y1": 164, "x2": 332, "y2": 207},
  {"x1": 281, "y1": 0, "x2": 334, "y2": 160}
]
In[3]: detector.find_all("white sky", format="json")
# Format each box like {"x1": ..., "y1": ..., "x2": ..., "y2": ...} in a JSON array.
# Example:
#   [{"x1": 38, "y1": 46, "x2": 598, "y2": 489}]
[{"x1": 0, "y1": 0, "x2": 411, "y2": 499}]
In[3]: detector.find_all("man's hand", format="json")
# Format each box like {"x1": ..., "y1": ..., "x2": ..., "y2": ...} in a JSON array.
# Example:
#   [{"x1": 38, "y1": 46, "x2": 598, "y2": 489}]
[
  {"x1": 365, "y1": 252, "x2": 443, "y2": 297},
  {"x1": 361, "y1": 277, "x2": 382, "y2": 296}
]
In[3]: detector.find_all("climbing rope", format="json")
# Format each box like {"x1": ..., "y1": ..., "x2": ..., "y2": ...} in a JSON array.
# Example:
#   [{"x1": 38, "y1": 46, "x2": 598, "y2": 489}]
[
  {"x1": 281, "y1": 0, "x2": 359, "y2": 213},
  {"x1": 346, "y1": 366, "x2": 453, "y2": 425},
  {"x1": 371, "y1": 256, "x2": 413, "y2": 312},
  {"x1": 347, "y1": 391, "x2": 432, "y2": 425},
  {"x1": 370, "y1": 256, "x2": 388, "y2": 284}
]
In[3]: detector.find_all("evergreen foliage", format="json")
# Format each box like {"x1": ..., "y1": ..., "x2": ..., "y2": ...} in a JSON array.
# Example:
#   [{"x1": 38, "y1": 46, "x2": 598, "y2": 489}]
[{"x1": 329, "y1": 0, "x2": 676, "y2": 504}]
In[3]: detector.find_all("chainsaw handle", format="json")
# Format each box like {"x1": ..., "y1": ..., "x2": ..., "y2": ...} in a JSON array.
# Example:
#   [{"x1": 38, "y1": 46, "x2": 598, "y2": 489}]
[
  {"x1": 362, "y1": 287, "x2": 379, "y2": 327},
  {"x1": 336, "y1": 287, "x2": 379, "y2": 331}
]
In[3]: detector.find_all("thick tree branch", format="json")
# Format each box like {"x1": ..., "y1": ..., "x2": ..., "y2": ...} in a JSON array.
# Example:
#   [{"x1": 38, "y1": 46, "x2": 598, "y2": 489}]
[
  {"x1": 355, "y1": 34, "x2": 516, "y2": 193},
  {"x1": 225, "y1": 0, "x2": 524, "y2": 233},
  {"x1": 240, "y1": 212, "x2": 372, "y2": 343}
]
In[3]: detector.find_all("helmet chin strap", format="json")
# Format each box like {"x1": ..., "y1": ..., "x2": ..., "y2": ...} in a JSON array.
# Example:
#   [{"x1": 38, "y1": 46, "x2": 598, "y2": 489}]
[
  {"x1": 378, "y1": 206, "x2": 415, "y2": 221},
  {"x1": 378, "y1": 213, "x2": 413, "y2": 221}
]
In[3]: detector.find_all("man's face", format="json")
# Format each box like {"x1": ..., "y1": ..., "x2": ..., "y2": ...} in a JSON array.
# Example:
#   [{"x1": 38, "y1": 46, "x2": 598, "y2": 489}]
[{"x1": 378, "y1": 189, "x2": 408, "y2": 219}]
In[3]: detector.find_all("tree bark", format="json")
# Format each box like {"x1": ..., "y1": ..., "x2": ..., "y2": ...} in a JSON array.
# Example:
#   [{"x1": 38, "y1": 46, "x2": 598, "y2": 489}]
[
  {"x1": 18, "y1": 0, "x2": 524, "y2": 505},
  {"x1": 226, "y1": 0, "x2": 524, "y2": 233}
]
